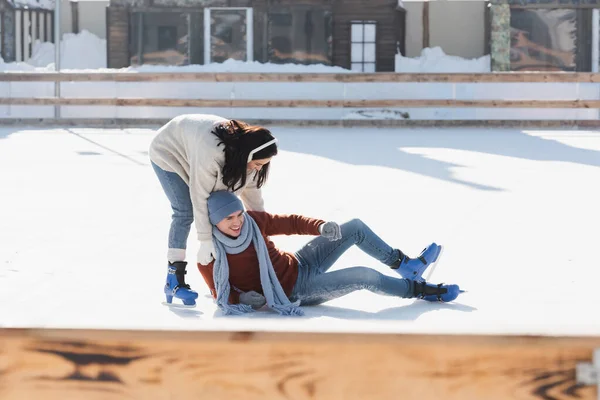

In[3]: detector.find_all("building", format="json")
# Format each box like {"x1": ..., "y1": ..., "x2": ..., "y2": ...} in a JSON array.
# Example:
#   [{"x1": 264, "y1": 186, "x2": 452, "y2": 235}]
[
  {"x1": 100, "y1": 0, "x2": 600, "y2": 72},
  {"x1": 105, "y1": 0, "x2": 408, "y2": 71}
]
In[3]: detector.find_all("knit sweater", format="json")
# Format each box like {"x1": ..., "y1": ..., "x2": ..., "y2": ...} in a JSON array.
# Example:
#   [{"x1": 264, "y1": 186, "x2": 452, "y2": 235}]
[
  {"x1": 197, "y1": 211, "x2": 325, "y2": 304},
  {"x1": 149, "y1": 114, "x2": 265, "y2": 242}
]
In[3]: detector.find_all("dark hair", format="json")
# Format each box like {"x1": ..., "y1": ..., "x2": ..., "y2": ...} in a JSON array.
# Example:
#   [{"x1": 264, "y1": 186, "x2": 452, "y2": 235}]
[{"x1": 212, "y1": 119, "x2": 278, "y2": 191}]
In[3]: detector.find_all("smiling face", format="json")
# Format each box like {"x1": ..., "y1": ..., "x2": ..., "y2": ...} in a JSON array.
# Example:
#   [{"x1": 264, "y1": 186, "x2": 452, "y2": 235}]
[
  {"x1": 247, "y1": 157, "x2": 272, "y2": 173},
  {"x1": 216, "y1": 210, "x2": 245, "y2": 238}
]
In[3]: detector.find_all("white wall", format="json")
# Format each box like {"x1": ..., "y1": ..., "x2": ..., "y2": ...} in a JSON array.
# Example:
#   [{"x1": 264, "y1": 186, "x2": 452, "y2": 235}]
[
  {"x1": 59, "y1": 0, "x2": 108, "y2": 40},
  {"x1": 402, "y1": 1, "x2": 487, "y2": 59},
  {"x1": 78, "y1": 1, "x2": 108, "y2": 39},
  {"x1": 429, "y1": 1, "x2": 486, "y2": 59},
  {"x1": 403, "y1": 2, "x2": 423, "y2": 58}
]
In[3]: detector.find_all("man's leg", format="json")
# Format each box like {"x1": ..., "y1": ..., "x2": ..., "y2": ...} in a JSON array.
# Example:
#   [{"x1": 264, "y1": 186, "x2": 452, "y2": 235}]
[
  {"x1": 292, "y1": 266, "x2": 413, "y2": 306},
  {"x1": 295, "y1": 218, "x2": 400, "y2": 275}
]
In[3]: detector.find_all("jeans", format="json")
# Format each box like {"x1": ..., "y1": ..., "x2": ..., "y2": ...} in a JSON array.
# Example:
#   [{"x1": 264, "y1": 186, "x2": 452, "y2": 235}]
[
  {"x1": 151, "y1": 161, "x2": 193, "y2": 250},
  {"x1": 290, "y1": 219, "x2": 414, "y2": 306}
]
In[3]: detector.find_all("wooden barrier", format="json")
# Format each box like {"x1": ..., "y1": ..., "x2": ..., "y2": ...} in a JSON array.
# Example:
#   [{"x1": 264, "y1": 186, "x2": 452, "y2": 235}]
[
  {"x1": 2, "y1": 72, "x2": 600, "y2": 83},
  {"x1": 1, "y1": 72, "x2": 600, "y2": 126},
  {"x1": 2, "y1": 98, "x2": 600, "y2": 108},
  {"x1": 0, "y1": 328, "x2": 599, "y2": 400},
  {"x1": 4, "y1": 118, "x2": 600, "y2": 128}
]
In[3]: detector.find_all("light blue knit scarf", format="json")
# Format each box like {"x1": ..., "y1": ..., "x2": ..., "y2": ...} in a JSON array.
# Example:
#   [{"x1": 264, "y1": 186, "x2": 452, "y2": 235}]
[{"x1": 212, "y1": 213, "x2": 304, "y2": 316}]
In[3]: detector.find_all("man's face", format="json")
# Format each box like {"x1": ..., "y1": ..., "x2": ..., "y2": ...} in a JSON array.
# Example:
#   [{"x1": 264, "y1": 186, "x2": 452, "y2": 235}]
[{"x1": 216, "y1": 210, "x2": 244, "y2": 238}]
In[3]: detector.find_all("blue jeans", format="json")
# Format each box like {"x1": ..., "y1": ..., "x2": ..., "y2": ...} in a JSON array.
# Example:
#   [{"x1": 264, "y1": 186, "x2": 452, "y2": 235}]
[
  {"x1": 151, "y1": 161, "x2": 193, "y2": 250},
  {"x1": 290, "y1": 219, "x2": 414, "y2": 306}
]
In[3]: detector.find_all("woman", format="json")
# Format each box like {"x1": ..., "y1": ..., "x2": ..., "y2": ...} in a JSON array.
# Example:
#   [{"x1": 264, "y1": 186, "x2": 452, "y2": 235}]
[
  {"x1": 198, "y1": 191, "x2": 461, "y2": 316},
  {"x1": 149, "y1": 114, "x2": 278, "y2": 307}
]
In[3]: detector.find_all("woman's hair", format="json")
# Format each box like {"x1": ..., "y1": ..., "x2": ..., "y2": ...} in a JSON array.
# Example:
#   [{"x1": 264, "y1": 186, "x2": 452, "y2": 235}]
[{"x1": 212, "y1": 119, "x2": 278, "y2": 191}]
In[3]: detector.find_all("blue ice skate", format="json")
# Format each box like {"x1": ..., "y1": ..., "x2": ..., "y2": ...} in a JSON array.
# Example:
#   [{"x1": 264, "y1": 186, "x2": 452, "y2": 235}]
[
  {"x1": 393, "y1": 243, "x2": 443, "y2": 281},
  {"x1": 414, "y1": 281, "x2": 463, "y2": 303},
  {"x1": 163, "y1": 261, "x2": 198, "y2": 307}
]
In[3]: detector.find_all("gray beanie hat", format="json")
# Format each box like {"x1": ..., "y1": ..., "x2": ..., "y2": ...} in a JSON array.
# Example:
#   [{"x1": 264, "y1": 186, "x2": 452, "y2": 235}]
[{"x1": 207, "y1": 191, "x2": 245, "y2": 225}]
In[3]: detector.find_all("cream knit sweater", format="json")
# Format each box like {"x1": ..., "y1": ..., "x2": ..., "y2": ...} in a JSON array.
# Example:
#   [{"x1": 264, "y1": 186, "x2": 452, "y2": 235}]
[{"x1": 149, "y1": 114, "x2": 265, "y2": 242}]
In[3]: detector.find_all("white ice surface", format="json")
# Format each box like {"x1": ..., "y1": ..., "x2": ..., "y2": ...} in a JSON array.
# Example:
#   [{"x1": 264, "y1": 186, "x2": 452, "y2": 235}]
[{"x1": 1, "y1": 126, "x2": 599, "y2": 337}]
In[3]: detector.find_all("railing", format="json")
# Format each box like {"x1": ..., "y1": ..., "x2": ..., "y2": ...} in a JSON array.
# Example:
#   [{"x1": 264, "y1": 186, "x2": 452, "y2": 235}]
[{"x1": 1, "y1": 72, "x2": 600, "y2": 126}]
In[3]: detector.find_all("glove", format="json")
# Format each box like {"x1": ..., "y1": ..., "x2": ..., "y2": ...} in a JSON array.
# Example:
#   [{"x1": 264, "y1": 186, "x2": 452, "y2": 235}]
[
  {"x1": 319, "y1": 221, "x2": 342, "y2": 241},
  {"x1": 239, "y1": 291, "x2": 266, "y2": 310},
  {"x1": 197, "y1": 240, "x2": 216, "y2": 265}
]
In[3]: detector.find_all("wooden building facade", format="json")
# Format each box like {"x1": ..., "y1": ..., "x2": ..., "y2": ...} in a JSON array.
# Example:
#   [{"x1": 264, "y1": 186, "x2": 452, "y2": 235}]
[{"x1": 105, "y1": 0, "x2": 406, "y2": 71}]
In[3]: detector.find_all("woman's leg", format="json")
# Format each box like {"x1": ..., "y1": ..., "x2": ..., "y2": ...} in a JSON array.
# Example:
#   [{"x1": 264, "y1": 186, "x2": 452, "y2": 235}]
[
  {"x1": 151, "y1": 161, "x2": 193, "y2": 261},
  {"x1": 151, "y1": 161, "x2": 197, "y2": 305}
]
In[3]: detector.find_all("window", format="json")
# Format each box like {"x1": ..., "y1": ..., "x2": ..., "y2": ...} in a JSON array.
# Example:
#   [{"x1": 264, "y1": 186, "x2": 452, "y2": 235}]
[
  {"x1": 207, "y1": 9, "x2": 249, "y2": 63},
  {"x1": 351, "y1": 21, "x2": 376, "y2": 72},
  {"x1": 509, "y1": 8, "x2": 592, "y2": 72},
  {"x1": 267, "y1": 9, "x2": 332, "y2": 65},
  {"x1": 130, "y1": 12, "x2": 203, "y2": 66}
]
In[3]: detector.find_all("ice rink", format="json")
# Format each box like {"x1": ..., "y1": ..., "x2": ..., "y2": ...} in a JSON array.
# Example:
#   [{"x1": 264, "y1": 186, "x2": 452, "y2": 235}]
[{"x1": 1, "y1": 125, "x2": 599, "y2": 337}]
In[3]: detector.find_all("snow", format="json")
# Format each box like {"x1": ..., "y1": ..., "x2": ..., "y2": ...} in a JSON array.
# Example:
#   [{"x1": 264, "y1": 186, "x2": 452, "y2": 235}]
[
  {"x1": 7, "y1": 0, "x2": 54, "y2": 10},
  {"x1": 27, "y1": 31, "x2": 108, "y2": 70},
  {"x1": 1, "y1": 125, "x2": 599, "y2": 336},
  {"x1": 395, "y1": 47, "x2": 491, "y2": 73}
]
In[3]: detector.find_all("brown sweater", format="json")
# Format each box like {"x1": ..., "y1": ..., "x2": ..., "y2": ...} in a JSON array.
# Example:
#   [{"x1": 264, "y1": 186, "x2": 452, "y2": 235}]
[{"x1": 197, "y1": 211, "x2": 325, "y2": 304}]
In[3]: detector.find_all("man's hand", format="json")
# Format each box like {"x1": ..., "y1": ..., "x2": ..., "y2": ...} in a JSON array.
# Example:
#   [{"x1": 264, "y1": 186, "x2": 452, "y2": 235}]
[
  {"x1": 319, "y1": 221, "x2": 342, "y2": 241},
  {"x1": 239, "y1": 291, "x2": 266, "y2": 309}
]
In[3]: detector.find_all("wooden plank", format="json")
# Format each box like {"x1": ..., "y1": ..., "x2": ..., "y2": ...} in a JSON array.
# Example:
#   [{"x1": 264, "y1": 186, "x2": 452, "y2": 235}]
[
  {"x1": 2, "y1": 97, "x2": 600, "y2": 108},
  {"x1": 2, "y1": 118, "x2": 600, "y2": 128},
  {"x1": 0, "y1": 328, "x2": 599, "y2": 400},
  {"x1": 3, "y1": 72, "x2": 600, "y2": 83}
]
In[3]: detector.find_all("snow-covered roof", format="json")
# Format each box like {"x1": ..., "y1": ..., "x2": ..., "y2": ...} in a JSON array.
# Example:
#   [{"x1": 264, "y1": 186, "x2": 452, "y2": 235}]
[{"x1": 7, "y1": 0, "x2": 55, "y2": 10}]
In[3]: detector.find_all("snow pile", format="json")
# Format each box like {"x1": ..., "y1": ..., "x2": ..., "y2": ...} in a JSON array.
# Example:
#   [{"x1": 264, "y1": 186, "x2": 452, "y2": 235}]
[
  {"x1": 395, "y1": 47, "x2": 490, "y2": 73},
  {"x1": 124, "y1": 59, "x2": 353, "y2": 73},
  {"x1": 28, "y1": 30, "x2": 107, "y2": 69}
]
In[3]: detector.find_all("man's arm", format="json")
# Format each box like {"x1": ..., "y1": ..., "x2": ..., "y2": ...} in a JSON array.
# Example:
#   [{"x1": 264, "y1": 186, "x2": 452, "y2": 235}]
[
  {"x1": 249, "y1": 211, "x2": 325, "y2": 237},
  {"x1": 197, "y1": 262, "x2": 241, "y2": 304}
]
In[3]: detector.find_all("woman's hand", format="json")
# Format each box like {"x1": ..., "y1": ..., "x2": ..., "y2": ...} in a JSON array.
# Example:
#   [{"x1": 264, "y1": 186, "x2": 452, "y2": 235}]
[{"x1": 197, "y1": 240, "x2": 216, "y2": 264}]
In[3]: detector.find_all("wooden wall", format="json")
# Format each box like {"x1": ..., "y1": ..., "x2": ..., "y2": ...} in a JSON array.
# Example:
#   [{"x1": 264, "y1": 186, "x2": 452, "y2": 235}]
[
  {"x1": 332, "y1": 0, "x2": 401, "y2": 71},
  {"x1": 106, "y1": 6, "x2": 129, "y2": 68}
]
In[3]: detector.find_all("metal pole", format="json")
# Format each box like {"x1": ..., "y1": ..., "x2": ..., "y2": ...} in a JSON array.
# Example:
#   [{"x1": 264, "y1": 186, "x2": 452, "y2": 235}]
[
  {"x1": 54, "y1": 0, "x2": 61, "y2": 118},
  {"x1": 592, "y1": 9, "x2": 599, "y2": 120},
  {"x1": 592, "y1": 9, "x2": 599, "y2": 73}
]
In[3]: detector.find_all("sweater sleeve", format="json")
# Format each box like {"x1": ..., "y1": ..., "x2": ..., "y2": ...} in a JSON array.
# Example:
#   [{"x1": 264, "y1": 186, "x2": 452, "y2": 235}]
[
  {"x1": 188, "y1": 153, "x2": 220, "y2": 243},
  {"x1": 249, "y1": 211, "x2": 325, "y2": 237},
  {"x1": 197, "y1": 262, "x2": 240, "y2": 304},
  {"x1": 239, "y1": 173, "x2": 265, "y2": 212}
]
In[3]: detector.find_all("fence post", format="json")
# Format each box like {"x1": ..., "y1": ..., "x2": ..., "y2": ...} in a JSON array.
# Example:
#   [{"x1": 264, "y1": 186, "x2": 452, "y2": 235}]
[{"x1": 54, "y1": 0, "x2": 61, "y2": 118}]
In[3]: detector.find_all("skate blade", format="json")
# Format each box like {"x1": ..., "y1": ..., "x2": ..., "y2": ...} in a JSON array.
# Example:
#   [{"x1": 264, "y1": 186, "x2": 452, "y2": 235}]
[
  {"x1": 424, "y1": 245, "x2": 444, "y2": 282},
  {"x1": 162, "y1": 301, "x2": 196, "y2": 309}
]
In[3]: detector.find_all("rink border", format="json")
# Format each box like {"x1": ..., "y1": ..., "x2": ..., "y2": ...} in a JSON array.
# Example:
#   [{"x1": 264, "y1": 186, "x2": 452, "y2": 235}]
[{"x1": 2, "y1": 118, "x2": 600, "y2": 128}]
